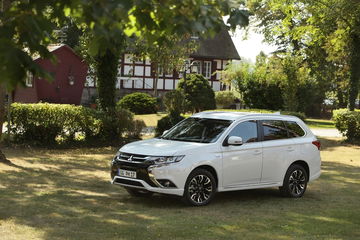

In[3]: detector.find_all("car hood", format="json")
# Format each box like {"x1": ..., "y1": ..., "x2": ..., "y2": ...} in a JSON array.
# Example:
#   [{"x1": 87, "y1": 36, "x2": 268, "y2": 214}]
[{"x1": 119, "y1": 138, "x2": 209, "y2": 156}]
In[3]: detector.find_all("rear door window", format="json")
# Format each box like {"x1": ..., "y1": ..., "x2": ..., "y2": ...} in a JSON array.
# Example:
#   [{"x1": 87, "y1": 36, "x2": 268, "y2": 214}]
[
  {"x1": 286, "y1": 121, "x2": 305, "y2": 137},
  {"x1": 262, "y1": 120, "x2": 288, "y2": 141}
]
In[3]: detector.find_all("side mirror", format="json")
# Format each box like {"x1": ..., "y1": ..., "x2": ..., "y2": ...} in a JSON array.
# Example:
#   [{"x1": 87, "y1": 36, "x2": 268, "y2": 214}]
[
  {"x1": 227, "y1": 136, "x2": 243, "y2": 146},
  {"x1": 162, "y1": 130, "x2": 169, "y2": 136}
]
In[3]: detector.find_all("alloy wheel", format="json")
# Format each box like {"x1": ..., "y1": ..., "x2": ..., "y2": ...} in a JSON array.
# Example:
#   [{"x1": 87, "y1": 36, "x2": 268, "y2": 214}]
[
  {"x1": 289, "y1": 169, "x2": 306, "y2": 196},
  {"x1": 188, "y1": 174, "x2": 213, "y2": 204}
]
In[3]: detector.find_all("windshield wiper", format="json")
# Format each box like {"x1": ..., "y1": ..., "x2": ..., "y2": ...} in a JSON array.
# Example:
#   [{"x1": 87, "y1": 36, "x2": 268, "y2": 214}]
[{"x1": 168, "y1": 138, "x2": 202, "y2": 142}]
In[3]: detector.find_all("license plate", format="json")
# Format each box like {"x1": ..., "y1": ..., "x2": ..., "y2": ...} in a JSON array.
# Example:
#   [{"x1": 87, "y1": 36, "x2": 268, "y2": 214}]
[{"x1": 118, "y1": 169, "x2": 137, "y2": 179}]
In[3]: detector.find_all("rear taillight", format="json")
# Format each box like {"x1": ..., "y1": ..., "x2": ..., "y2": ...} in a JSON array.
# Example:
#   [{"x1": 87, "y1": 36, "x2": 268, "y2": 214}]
[{"x1": 312, "y1": 140, "x2": 321, "y2": 150}]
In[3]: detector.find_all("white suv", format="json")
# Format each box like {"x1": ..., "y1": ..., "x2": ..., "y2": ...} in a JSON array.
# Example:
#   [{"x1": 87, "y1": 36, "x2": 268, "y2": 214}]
[{"x1": 111, "y1": 111, "x2": 321, "y2": 206}]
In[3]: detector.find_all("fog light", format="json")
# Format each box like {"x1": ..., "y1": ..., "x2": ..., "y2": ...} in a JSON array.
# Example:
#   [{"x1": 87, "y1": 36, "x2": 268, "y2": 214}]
[{"x1": 157, "y1": 179, "x2": 177, "y2": 188}]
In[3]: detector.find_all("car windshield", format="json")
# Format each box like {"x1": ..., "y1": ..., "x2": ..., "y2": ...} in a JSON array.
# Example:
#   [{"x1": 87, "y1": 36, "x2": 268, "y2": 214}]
[{"x1": 160, "y1": 117, "x2": 232, "y2": 143}]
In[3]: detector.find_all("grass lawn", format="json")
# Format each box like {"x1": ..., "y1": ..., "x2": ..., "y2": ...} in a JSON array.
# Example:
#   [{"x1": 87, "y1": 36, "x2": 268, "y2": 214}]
[
  {"x1": 134, "y1": 113, "x2": 166, "y2": 127},
  {"x1": 1, "y1": 138, "x2": 359, "y2": 240},
  {"x1": 305, "y1": 118, "x2": 335, "y2": 129}
]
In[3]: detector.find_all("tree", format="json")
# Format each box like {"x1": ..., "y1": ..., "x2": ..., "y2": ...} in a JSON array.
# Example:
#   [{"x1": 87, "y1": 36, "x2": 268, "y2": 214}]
[
  {"x1": 247, "y1": 0, "x2": 360, "y2": 111},
  {"x1": 0, "y1": 0, "x2": 250, "y2": 162},
  {"x1": 177, "y1": 74, "x2": 216, "y2": 112}
]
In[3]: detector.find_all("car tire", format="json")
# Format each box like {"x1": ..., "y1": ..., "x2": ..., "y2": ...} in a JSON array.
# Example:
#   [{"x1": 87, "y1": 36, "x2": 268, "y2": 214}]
[
  {"x1": 182, "y1": 169, "x2": 216, "y2": 206},
  {"x1": 279, "y1": 164, "x2": 308, "y2": 198},
  {"x1": 125, "y1": 187, "x2": 154, "y2": 197}
]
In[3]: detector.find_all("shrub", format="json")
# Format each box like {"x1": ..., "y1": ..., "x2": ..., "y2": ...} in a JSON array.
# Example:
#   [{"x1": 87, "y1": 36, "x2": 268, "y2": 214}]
[
  {"x1": 215, "y1": 91, "x2": 236, "y2": 108},
  {"x1": 117, "y1": 92, "x2": 157, "y2": 114},
  {"x1": 10, "y1": 103, "x2": 141, "y2": 145},
  {"x1": 280, "y1": 111, "x2": 306, "y2": 121},
  {"x1": 163, "y1": 90, "x2": 186, "y2": 114},
  {"x1": 177, "y1": 74, "x2": 216, "y2": 112},
  {"x1": 155, "y1": 112, "x2": 185, "y2": 136},
  {"x1": 333, "y1": 109, "x2": 360, "y2": 143}
]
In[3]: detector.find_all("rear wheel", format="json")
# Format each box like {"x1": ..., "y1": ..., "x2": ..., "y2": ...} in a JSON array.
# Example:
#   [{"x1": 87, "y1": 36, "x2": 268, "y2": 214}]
[
  {"x1": 125, "y1": 187, "x2": 154, "y2": 197},
  {"x1": 279, "y1": 164, "x2": 308, "y2": 198},
  {"x1": 182, "y1": 169, "x2": 216, "y2": 206}
]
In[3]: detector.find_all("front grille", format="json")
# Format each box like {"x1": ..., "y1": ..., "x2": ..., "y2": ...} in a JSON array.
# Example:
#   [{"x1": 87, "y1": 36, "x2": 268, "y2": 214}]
[
  {"x1": 111, "y1": 160, "x2": 157, "y2": 187},
  {"x1": 114, "y1": 178, "x2": 144, "y2": 187},
  {"x1": 117, "y1": 152, "x2": 149, "y2": 163}
]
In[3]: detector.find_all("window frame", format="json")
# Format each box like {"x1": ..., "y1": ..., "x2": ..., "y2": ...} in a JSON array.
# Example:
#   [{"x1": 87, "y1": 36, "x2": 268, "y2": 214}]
[
  {"x1": 25, "y1": 71, "x2": 33, "y2": 87},
  {"x1": 203, "y1": 61, "x2": 212, "y2": 79}
]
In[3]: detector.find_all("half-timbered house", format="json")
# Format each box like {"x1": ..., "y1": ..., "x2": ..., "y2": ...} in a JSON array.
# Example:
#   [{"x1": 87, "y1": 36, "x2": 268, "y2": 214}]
[{"x1": 82, "y1": 28, "x2": 240, "y2": 103}]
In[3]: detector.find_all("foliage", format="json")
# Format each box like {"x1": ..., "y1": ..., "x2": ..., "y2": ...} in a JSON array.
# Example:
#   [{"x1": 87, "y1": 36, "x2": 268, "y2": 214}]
[
  {"x1": 215, "y1": 91, "x2": 237, "y2": 108},
  {"x1": 0, "y1": 0, "x2": 249, "y2": 90},
  {"x1": 163, "y1": 90, "x2": 186, "y2": 114},
  {"x1": 177, "y1": 74, "x2": 216, "y2": 112},
  {"x1": 280, "y1": 111, "x2": 306, "y2": 121},
  {"x1": 117, "y1": 92, "x2": 157, "y2": 114},
  {"x1": 333, "y1": 108, "x2": 360, "y2": 143},
  {"x1": 9, "y1": 103, "x2": 141, "y2": 145},
  {"x1": 247, "y1": 0, "x2": 360, "y2": 111},
  {"x1": 224, "y1": 55, "x2": 321, "y2": 115},
  {"x1": 155, "y1": 112, "x2": 185, "y2": 137}
]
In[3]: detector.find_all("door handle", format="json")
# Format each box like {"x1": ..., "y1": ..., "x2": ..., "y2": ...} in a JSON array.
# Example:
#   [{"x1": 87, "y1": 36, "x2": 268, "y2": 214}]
[
  {"x1": 287, "y1": 147, "x2": 295, "y2": 152},
  {"x1": 253, "y1": 150, "x2": 262, "y2": 155}
]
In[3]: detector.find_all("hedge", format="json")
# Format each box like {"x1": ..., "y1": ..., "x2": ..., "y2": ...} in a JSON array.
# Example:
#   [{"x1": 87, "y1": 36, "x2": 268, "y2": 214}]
[
  {"x1": 9, "y1": 103, "x2": 144, "y2": 145},
  {"x1": 333, "y1": 109, "x2": 360, "y2": 143},
  {"x1": 117, "y1": 92, "x2": 157, "y2": 114}
]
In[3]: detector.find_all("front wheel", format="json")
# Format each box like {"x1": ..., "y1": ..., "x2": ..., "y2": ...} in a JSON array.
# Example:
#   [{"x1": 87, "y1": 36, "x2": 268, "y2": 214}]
[
  {"x1": 279, "y1": 164, "x2": 308, "y2": 198},
  {"x1": 182, "y1": 169, "x2": 216, "y2": 206}
]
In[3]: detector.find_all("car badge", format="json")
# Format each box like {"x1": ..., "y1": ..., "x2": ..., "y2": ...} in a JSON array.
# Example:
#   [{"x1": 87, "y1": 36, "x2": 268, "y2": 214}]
[{"x1": 127, "y1": 155, "x2": 133, "y2": 161}]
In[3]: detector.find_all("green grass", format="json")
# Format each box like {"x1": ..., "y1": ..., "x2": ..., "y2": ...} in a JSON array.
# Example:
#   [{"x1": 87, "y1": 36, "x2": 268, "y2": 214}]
[
  {"x1": 134, "y1": 113, "x2": 166, "y2": 127},
  {"x1": 305, "y1": 118, "x2": 335, "y2": 129},
  {"x1": 1, "y1": 138, "x2": 360, "y2": 239}
]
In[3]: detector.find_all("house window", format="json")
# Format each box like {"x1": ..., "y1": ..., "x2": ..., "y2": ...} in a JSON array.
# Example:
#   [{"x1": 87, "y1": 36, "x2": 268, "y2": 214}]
[
  {"x1": 192, "y1": 60, "x2": 202, "y2": 74},
  {"x1": 204, "y1": 61, "x2": 212, "y2": 79},
  {"x1": 25, "y1": 71, "x2": 33, "y2": 87}
]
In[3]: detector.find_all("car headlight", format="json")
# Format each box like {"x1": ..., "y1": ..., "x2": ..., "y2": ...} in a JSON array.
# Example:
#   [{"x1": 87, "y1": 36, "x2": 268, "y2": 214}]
[{"x1": 146, "y1": 155, "x2": 185, "y2": 165}]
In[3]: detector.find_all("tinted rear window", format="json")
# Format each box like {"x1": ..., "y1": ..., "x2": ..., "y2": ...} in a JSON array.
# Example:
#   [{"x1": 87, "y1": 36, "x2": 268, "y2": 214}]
[
  {"x1": 286, "y1": 121, "x2": 305, "y2": 137},
  {"x1": 262, "y1": 120, "x2": 288, "y2": 141}
]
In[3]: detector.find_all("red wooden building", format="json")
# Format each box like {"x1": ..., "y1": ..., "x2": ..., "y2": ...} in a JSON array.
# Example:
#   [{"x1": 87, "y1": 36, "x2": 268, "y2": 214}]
[{"x1": 14, "y1": 45, "x2": 88, "y2": 105}]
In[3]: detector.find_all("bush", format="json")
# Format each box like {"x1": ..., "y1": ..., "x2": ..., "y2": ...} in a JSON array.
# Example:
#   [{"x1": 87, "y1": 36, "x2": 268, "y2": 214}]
[
  {"x1": 280, "y1": 111, "x2": 306, "y2": 121},
  {"x1": 238, "y1": 79, "x2": 284, "y2": 110},
  {"x1": 177, "y1": 74, "x2": 216, "y2": 112},
  {"x1": 215, "y1": 91, "x2": 236, "y2": 108},
  {"x1": 117, "y1": 92, "x2": 157, "y2": 114},
  {"x1": 333, "y1": 109, "x2": 360, "y2": 143},
  {"x1": 10, "y1": 103, "x2": 141, "y2": 145},
  {"x1": 163, "y1": 90, "x2": 186, "y2": 114},
  {"x1": 155, "y1": 112, "x2": 185, "y2": 137}
]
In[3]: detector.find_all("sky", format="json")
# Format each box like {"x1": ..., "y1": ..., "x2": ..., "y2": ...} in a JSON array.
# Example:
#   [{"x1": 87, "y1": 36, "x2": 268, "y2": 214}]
[{"x1": 230, "y1": 28, "x2": 278, "y2": 63}]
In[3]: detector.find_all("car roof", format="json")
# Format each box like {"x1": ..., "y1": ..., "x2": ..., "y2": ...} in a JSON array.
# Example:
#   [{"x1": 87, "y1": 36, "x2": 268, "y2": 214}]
[{"x1": 191, "y1": 111, "x2": 299, "y2": 121}]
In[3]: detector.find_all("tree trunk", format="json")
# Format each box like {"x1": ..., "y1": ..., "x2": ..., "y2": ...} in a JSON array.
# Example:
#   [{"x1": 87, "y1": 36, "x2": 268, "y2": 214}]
[
  {"x1": 348, "y1": 33, "x2": 360, "y2": 111},
  {"x1": 96, "y1": 49, "x2": 119, "y2": 112},
  {"x1": 153, "y1": 62, "x2": 159, "y2": 97},
  {"x1": 0, "y1": 85, "x2": 10, "y2": 163}
]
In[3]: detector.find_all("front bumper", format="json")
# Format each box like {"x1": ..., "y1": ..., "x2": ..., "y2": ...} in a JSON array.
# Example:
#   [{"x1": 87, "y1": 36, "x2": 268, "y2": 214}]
[{"x1": 110, "y1": 160, "x2": 185, "y2": 196}]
